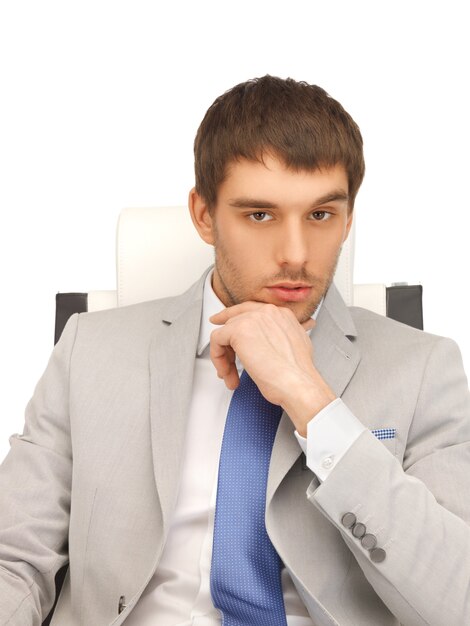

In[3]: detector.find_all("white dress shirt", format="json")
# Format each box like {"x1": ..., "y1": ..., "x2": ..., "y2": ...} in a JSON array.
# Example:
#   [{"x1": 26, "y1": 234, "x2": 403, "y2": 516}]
[{"x1": 125, "y1": 273, "x2": 366, "y2": 625}]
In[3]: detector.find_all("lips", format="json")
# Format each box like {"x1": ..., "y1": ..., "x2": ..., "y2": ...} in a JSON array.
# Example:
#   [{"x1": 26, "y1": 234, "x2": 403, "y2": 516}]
[
  {"x1": 266, "y1": 283, "x2": 312, "y2": 302},
  {"x1": 269, "y1": 283, "x2": 310, "y2": 289}
]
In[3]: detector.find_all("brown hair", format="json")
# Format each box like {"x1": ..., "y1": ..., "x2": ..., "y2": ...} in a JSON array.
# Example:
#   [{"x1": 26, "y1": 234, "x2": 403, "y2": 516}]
[{"x1": 194, "y1": 75, "x2": 365, "y2": 212}]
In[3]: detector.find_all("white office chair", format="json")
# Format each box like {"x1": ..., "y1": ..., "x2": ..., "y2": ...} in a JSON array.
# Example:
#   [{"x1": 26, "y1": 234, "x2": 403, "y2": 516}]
[{"x1": 54, "y1": 206, "x2": 422, "y2": 343}]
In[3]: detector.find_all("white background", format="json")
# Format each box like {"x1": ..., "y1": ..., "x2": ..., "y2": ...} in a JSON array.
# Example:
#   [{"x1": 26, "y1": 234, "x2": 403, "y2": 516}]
[{"x1": 0, "y1": 0, "x2": 469, "y2": 461}]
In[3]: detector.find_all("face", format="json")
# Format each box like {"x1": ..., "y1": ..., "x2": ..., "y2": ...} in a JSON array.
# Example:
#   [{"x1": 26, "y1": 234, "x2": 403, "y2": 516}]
[{"x1": 189, "y1": 155, "x2": 353, "y2": 323}]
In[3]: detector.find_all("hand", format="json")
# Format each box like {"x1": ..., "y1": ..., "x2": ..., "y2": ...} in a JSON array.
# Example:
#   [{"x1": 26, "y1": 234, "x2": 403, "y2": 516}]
[{"x1": 209, "y1": 302, "x2": 336, "y2": 436}]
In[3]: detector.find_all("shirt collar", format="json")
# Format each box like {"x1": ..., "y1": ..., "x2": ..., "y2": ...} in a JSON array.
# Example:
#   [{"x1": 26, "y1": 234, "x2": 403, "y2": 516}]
[
  {"x1": 197, "y1": 270, "x2": 323, "y2": 356},
  {"x1": 197, "y1": 271, "x2": 227, "y2": 356}
]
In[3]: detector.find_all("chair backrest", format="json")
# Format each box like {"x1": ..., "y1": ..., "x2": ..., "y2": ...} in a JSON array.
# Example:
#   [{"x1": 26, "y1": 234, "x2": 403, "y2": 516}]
[
  {"x1": 56, "y1": 206, "x2": 424, "y2": 345},
  {"x1": 87, "y1": 206, "x2": 359, "y2": 312},
  {"x1": 85, "y1": 206, "x2": 389, "y2": 316}
]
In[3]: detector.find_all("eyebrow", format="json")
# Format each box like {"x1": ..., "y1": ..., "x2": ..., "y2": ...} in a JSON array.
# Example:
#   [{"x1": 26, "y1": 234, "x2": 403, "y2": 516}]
[{"x1": 228, "y1": 190, "x2": 350, "y2": 210}]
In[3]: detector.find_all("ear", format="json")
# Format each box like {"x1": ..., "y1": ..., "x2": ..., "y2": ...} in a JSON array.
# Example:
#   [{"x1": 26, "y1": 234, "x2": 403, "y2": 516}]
[
  {"x1": 343, "y1": 210, "x2": 354, "y2": 242},
  {"x1": 188, "y1": 187, "x2": 215, "y2": 245}
]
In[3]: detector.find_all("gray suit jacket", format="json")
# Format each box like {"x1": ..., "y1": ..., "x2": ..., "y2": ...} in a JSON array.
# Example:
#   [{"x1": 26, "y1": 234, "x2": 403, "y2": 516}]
[{"x1": 1, "y1": 271, "x2": 469, "y2": 625}]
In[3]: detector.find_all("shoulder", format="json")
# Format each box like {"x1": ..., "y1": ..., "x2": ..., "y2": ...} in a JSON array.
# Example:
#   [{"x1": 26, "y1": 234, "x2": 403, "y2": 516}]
[
  {"x1": 61, "y1": 287, "x2": 201, "y2": 361},
  {"x1": 55, "y1": 300, "x2": 170, "y2": 368},
  {"x1": 349, "y1": 305, "x2": 427, "y2": 339},
  {"x1": 78, "y1": 296, "x2": 174, "y2": 329},
  {"x1": 70, "y1": 274, "x2": 205, "y2": 343},
  {"x1": 348, "y1": 305, "x2": 460, "y2": 365},
  {"x1": 74, "y1": 296, "x2": 170, "y2": 336}
]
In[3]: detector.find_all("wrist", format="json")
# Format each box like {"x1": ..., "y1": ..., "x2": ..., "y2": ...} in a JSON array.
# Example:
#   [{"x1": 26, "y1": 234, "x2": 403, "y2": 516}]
[{"x1": 282, "y1": 371, "x2": 337, "y2": 437}]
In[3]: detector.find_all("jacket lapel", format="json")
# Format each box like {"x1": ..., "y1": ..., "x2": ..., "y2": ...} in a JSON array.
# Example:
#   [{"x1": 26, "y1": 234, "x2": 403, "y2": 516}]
[
  {"x1": 148, "y1": 272, "x2": 207, "y2": 535},
  {"x1": 267, "y1": 283, "x2": 361, "y2": 503},
  {"x1": 149, "y1": 276, "x2": 361, "y2": 535}
]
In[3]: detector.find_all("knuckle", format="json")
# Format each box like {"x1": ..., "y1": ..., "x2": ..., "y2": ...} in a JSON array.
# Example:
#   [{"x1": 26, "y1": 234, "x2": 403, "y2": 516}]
[
  {"x1": 264, "y1": 303, "x2": 278, "y2": 316},
  {"x1": 283, "y1": 307, "x2": 296, "y2": 320}
]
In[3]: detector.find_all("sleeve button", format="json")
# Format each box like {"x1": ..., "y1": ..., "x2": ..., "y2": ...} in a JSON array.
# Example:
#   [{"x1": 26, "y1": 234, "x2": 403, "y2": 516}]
[
  {"x1": 352, "y1": 522, "x2": 366, "y2": 538},
  {"x1": 341, "y1": 512, "x2": 357, "y2": 528},
  {"x1": 361, "y1": 533, "x2": 377, "y2": 550},
  {"x1": 370, "y1": 547, "x2": 386, "y2": 563}
]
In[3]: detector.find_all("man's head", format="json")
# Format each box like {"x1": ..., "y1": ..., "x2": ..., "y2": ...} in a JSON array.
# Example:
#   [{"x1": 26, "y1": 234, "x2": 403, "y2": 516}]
[
  {"x1": 193, "y1": 75, "x2": 364, "y2": 214},
  {"x1": 189, "y1": 76, "x2": 365, "y2": 322}
]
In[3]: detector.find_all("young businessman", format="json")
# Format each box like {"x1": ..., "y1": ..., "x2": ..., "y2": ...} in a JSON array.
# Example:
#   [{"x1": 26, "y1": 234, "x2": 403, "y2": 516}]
[{"x1": 0, "y1": 76, "x2": 469, "y2": 626}]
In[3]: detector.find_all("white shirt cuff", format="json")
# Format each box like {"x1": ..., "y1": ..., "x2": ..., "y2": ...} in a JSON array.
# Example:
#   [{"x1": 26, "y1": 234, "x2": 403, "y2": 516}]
[{"x1": 294, "y1": 398, "x2": 367, "y2": 481}]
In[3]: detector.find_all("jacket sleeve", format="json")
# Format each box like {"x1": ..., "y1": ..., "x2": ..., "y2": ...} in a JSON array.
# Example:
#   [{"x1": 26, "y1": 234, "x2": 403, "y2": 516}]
[
  {"x1": 309, "y1": 336, "x2": 470, "y2": 625},
  {"x1": 0, "y1": 314, "x2": 79, "y2": 625}
]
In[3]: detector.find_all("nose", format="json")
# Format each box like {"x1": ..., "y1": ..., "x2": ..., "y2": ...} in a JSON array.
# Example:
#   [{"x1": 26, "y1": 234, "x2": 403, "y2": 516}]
[{"x1": 275, "y1": 219, "x2": 309, "y2": 268}]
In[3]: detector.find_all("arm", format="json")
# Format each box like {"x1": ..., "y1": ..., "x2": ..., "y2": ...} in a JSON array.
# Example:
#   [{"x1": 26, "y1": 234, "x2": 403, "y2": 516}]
[
  {"x1": 0, "y1": 314, "x2": 78, "y2": 625},
  {"x1": 210, "y1": 303, "x2": 470, "y2": 625},
  {"x1": 309, "y1": 336, "x2": 470, "y2": 625}
]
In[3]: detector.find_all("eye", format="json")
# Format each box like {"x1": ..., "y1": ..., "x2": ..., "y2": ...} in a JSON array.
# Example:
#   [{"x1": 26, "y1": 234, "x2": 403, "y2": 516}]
[
  {"x1": 249, "y1": 212, "x2": 273, "y2": 222},
  {"x1": 311, "y1": 210, "x2": 332, "y2": 221}
]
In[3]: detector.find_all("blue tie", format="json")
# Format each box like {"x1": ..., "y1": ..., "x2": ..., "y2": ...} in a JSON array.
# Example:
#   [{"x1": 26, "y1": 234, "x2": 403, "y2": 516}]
[{"x1": 210, "y1": 370, "x2": 288, "y2": 625}]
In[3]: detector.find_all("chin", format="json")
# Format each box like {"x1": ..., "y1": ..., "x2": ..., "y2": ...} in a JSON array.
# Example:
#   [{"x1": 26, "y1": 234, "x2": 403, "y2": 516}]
[{"x1": 280, "y1": 300, "x2": 320, "y2": 323}]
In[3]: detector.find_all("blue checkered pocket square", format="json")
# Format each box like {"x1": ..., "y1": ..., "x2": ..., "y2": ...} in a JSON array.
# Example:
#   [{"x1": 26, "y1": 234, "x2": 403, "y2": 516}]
[{"x1": 371, "y1": 427, "x2": 396, "y2": 441}]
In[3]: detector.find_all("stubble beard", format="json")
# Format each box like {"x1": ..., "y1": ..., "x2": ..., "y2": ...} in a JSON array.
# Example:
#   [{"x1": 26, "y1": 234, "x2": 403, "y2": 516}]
[{"x1": 212, "y1": 234, "x2": 342, "y2": 324}]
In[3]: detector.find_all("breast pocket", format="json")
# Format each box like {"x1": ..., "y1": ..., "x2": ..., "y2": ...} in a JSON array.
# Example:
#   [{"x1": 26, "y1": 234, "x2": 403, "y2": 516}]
[{"x1": 370, "y1": 427, "x2": 397, "y2": 456}]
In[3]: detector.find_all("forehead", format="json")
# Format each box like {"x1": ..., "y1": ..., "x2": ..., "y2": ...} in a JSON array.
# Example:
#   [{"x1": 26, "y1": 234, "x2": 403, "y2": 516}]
[{"x1": 219, "y1": 155, "x2": 349, "y2": 207}]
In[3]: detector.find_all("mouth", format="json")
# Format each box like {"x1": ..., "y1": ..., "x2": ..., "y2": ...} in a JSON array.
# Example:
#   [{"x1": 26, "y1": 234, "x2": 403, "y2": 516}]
[{"x1": 266, "y1": 283, "x2": 312, "y2": 303}]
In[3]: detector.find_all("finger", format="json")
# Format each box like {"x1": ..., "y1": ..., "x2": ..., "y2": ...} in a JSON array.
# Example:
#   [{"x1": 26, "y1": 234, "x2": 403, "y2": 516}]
[
  {"x1": 223, "y1": 365, "x2": 240, "y2": 390},
  {"x1": 209, "y1": 329, "x2": 235, "y2": 374},
  {"x1": 212, "y1": 352, "x2": 239, "y2": 386},
  {"x1": 210, "y1": 340, "x2": 235, "y2": 375},
  {"x1": 209, "y1": 301, "x2": 266, "y2": 324},
  {"x1": 302, "y1": 318, "x2": 316, "y2": 331},
  {"x1": 210, "y1": 341, "x2": 240, "y2": 389}
]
